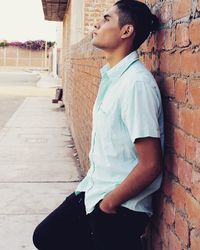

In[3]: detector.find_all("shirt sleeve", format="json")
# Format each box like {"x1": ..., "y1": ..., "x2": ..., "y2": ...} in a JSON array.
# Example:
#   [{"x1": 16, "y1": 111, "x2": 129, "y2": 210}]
[{"x1": 121, "y1": 80, "x2": 161, "y2": 143}]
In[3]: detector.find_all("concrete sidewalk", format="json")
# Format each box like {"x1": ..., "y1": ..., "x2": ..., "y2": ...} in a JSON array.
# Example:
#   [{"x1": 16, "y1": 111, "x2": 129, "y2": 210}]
[{"x1": 0, "y1": 97, "x2": 82, "y2": 249}]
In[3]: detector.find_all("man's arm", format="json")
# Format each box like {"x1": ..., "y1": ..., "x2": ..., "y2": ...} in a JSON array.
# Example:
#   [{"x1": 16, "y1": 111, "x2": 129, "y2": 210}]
[{"x1": 99, "y1": 137, "x2": 162, "y2": 214}]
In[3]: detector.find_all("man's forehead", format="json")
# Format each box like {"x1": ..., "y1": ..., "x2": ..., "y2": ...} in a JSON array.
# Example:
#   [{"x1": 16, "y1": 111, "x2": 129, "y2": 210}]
[{"x1": 103, "y1": 5, "x2": 118, "y2": 17}]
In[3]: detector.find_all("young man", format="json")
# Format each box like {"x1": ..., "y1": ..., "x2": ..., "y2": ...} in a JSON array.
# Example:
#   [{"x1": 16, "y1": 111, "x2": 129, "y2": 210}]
[{"x1": 33, "y1": 1, "x2": 164, "y2": 249}]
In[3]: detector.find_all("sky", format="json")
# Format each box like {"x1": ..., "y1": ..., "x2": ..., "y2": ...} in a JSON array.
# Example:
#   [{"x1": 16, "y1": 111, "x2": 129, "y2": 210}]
[{"x1": 0, "y1": 0, "x2": 57, "y2": 42}]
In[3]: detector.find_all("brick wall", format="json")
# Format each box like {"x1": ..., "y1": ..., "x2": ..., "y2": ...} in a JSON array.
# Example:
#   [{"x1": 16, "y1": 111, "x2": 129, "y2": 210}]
[
  {"x1": 141, "y1": 0, "x2": 200, "y2": 249},
  {"x1": 63, "y1": 41, "x2": 105, "y2": 174},
  {"x1": 63, "y1": 0, "x2": 200, "y2": 249}
]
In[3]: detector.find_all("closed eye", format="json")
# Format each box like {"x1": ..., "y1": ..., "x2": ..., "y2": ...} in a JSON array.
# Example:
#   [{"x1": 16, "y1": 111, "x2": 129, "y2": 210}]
[{"x1": 103, "y1": 14, "x2": 111, "y2": 21}]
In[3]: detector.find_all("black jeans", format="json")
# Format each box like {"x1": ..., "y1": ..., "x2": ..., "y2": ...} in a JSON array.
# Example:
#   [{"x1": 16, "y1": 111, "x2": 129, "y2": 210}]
[{"x1": 33, "y1": 192, "x2": 148, "y2": 250}]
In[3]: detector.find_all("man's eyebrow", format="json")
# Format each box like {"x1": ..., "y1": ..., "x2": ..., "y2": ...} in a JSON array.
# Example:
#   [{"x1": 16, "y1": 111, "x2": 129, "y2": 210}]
[{"x1": 103, "y1": 14, "x2": 112, "y2": 19}]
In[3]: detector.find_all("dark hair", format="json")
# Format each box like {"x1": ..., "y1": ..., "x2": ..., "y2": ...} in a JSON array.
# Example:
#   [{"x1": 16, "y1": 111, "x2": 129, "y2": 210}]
[{"x1": 114, "y1": 0, "x2": 160, "y2": 50}]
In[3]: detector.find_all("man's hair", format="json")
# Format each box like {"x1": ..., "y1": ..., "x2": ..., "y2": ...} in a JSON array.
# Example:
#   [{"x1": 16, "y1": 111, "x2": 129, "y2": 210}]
[{"x1": 114, "y1": 0, "x2": 160, "y2": 50}]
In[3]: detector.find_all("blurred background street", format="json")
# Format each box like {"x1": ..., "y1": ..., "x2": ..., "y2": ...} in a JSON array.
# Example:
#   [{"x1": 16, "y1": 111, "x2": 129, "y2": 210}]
[{"x1": 0, "y1": 71, "x2": 81, "y2": 249}]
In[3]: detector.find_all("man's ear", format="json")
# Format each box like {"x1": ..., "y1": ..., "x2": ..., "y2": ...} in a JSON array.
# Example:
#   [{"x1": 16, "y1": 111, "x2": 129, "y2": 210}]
[{"x1": 121, "y1": 24, "x2": 134, "y2": 39}]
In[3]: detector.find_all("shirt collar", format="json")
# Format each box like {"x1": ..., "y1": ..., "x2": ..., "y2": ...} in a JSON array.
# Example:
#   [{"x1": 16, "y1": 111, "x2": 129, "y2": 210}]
[{"x1": 100, "y1": 51, "x2": 139, "y2": 82}]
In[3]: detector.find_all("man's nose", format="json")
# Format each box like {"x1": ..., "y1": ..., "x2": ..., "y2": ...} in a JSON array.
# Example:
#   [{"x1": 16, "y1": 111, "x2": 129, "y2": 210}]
[{"x1": 94, "y1": 21, "x2": 100, "y2": 30}]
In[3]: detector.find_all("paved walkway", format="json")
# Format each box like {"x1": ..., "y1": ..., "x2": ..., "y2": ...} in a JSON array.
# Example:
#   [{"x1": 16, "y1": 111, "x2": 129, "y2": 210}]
[{"x1": 0, "y1": 96, "x2": 82, "y2": 249}]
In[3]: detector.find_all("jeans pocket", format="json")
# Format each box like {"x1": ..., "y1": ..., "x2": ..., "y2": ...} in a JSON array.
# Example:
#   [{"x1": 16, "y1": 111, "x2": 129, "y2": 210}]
[
  {"x1": 117, "y1": 206, "x2": 131, "y2": 217},
  {"x1": 94, "y1": 201, "x2": 118, "y2": 218}
]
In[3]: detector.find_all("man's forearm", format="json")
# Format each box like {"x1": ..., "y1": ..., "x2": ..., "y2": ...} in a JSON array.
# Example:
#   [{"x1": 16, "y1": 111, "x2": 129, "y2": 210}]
[{"x1": 100, "y1": 162, "x2": 161, "y2": 213}]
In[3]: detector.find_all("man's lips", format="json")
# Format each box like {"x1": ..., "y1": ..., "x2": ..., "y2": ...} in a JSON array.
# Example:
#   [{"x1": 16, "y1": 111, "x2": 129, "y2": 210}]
[{"x1": 93, "y1": 31, "x2": 98, "y2": 37}]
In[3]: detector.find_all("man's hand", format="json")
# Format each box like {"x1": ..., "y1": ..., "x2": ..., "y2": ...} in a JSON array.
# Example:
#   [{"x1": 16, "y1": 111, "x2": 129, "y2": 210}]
[{"x1": 99, "y1": 199, "x2": 118, "y2": 214}]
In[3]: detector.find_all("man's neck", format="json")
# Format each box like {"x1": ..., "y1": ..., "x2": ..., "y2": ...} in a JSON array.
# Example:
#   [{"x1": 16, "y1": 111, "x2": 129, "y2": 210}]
[{"x1": 105, "y1": 48, "x2": 133, "y2": 68}]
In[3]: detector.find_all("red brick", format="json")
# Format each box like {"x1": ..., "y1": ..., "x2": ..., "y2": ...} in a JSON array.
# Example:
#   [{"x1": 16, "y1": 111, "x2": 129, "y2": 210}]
[
  {"x1": 195, "y1": 145, "x2": 200, "y2": 164},
  {"x1": 169, "y1": 51, "x2": 181, "y2": 74},
  {"x1": 164, "y1": 201, "x2": 175, "y2": 225},
  {"x1": 159, "y1": 220, "x2": 170, "y2": 247},
  {"x1": 175, "y1": 78, "x2": 187, "y2": 103},
  {"x1": 140, "y1": 34, "x2": 155, "y2": 53},
  {"x1": 165, "y1": 28, "x2": 176, "y2": 50},
  {"x1": 185, "y1": 192, "x2": 200, "y2": 227},
  {"x1": 173, "y1": 128, "x2": 185, "y2": 157},
  {"x1": 140, "y1": 40, "x2": 148, "y2": 53},
  {"x1": 188, "y1": 80, "x2": 200, "y2": 106},
  {"x1": 181, "y1": 50, "x2": 194, "y2": 74},
  {"x1": 143, "y1": 53, "x2": 159, "y2": 72},
  {"x1": 179, "y1": 107, "x2": 194, "y2": 135},
  {"x1": 156, "y1": 30, "x2": 165, "y2": 50},
  {"x1": 191, "y1": 229, "x2": 200, "y2": 250},
  {"x1": 176, "y1": 23, "x2": 190, "y2": 47},
  {"x1": 191, "y1": 170, "x2": 200, "y2": 202},
  {"x1": 168, "y1": 230, "x2": 182, "y2": 250},
  {"x1": 180, "y1": 50, "x2": 197, "y2": 74},
  {"x1": 163, "y1": 77, "x2": 175, "y2": 98},
  {"x1": 179, "y1": 107, "x2": 200, "y2": 138},
  {"x1": 153, "y1": 54, "x2": 159, "y2": 72},
  {"x1": 195, "y1": 51, "x2": 200, "y2": 73},
  {"x1": 140, "y1": 54, "x2": 145, "y2": 65},
  {"x1": 192, "y1": 169, "x2": 200, "y2": 183},
  {"x1": 177, "y1": 159, "x2": 192, "y2": 189},
  {"x1": 175, "y1": 212, "x2": 189, "y2": 246},
  {"x1": 171, "y1": 182, "x2": 186, "y2": 211},
  {"x1": 160, "y1": 51, "x2": 170, "y2": 72},
  {"x1": 193, "y1": 109, "x2": 200, "y2": 137},
  {"x1": 160, "y1": 1, "x2": 171, "y2": 23},
  {"x1": 148, "y1": 34, "x2": 156, "y2": 52},
  {"x1": 185, "y1": 136, "x2": 196, "y2": 163},
  {"x1": 172, "y1": 0, "x2": 192, "y2": 20},
  {"x1": 189, "y1": 18, "x2": 200, "y2": 45},
  {"x1": 142, "y1": 54, "x2": 150, "y2": 71}
]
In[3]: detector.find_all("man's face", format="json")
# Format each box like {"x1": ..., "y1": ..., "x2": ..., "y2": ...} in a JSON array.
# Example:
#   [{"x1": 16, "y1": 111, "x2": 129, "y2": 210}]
[{"x1": 92, "y1": 5, "x2": 122, "y2": 50}]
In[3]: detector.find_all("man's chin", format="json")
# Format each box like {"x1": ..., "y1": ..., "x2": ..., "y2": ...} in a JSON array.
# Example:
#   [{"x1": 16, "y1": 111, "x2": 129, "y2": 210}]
[
  {"x1": 91, "y1": 38, "x2": 97, "y2": 46},
  {"x1": 91, "y1": 39, "x2": 103, "y2": 49}
]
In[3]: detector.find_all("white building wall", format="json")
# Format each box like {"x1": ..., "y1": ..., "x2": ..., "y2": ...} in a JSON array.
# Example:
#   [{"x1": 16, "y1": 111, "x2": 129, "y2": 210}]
[{"x1": 70, "y1": 0, "x2": 84, "y2": 45}]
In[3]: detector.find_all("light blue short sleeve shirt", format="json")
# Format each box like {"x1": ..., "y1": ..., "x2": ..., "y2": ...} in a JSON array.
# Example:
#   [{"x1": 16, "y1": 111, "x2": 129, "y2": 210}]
[{"x1": 76, "y1": 51, "x2": 164, "y2": 216}]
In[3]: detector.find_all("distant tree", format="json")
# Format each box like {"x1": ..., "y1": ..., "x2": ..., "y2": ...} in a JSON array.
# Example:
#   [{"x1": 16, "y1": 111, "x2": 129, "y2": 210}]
[{"x1": 0, "y1": 40, "x2": 55, "y2": 50}]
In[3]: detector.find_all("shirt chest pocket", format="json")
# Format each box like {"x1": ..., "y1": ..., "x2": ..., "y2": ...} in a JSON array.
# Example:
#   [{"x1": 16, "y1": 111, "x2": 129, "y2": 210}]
[
  {"x1": 95, "y1": 98, "x2": 119, "y2": 132},
  {"x1": 98, "y1": 87, "x2": 119, "y2": 113},
  {"x1": 98, "y1": 96, "x2": 117, "y2": 116}
]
